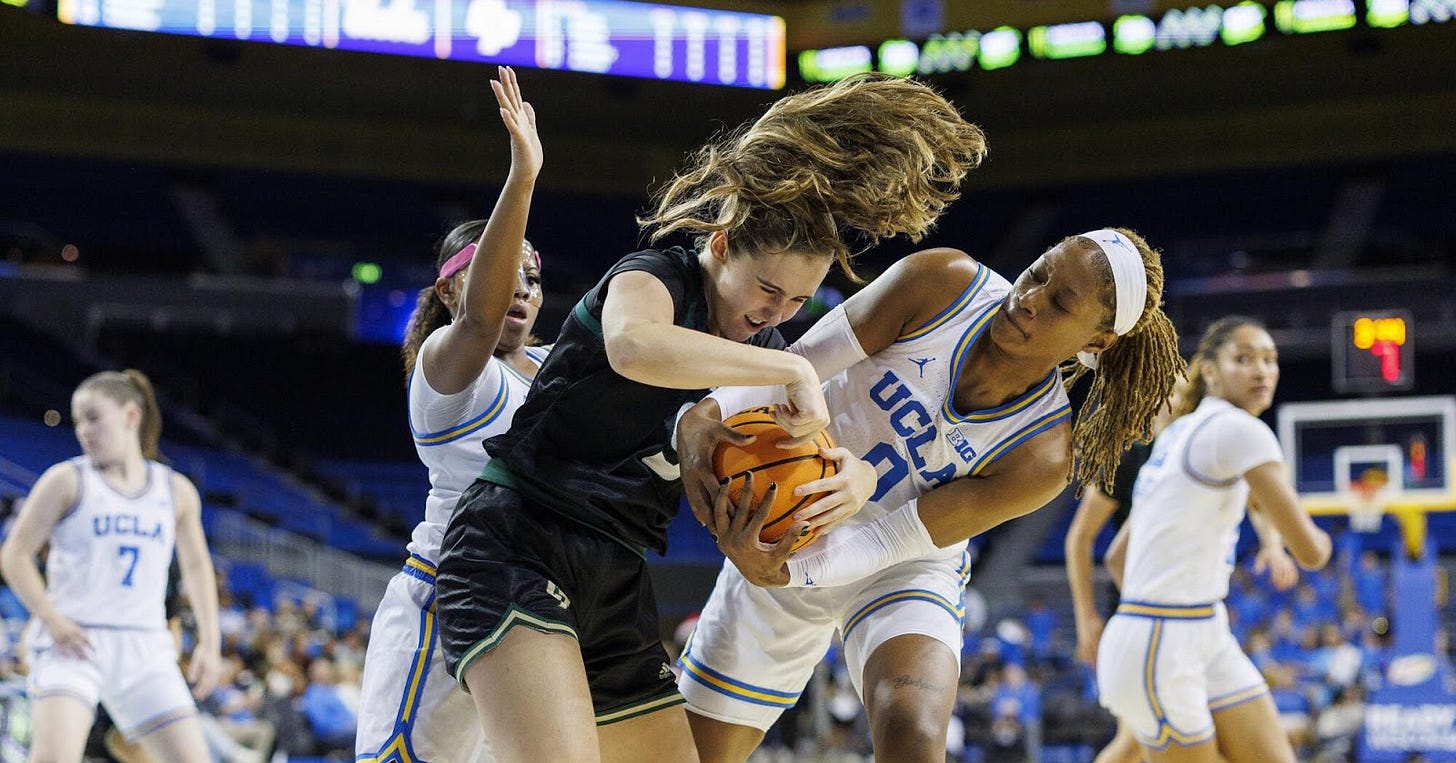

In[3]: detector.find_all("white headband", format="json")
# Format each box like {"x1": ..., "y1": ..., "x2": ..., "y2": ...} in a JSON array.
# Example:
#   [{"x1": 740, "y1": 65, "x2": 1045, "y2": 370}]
[{"x1": 1075, "y1": 229, "x2": 1147, "y2": 370}]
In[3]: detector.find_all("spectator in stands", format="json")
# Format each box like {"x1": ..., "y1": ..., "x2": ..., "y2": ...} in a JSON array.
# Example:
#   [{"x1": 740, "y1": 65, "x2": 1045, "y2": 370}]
[
  {"x1": 199, "y1": 654, "x2": 274, "y2": 763},
  {"x1": 1267, "y1": 663, "x2": 1315, "y2": 756},
  {"x1": 1097, "y1": 316, "x2": 1331, "y2": 763},
  {"x1": 0, "y1": 369, "x2": 221, "y2": 762},
  {"x1": 301, "y1": 657, "x2": 356, "y2": 751},
  {"x1": 1312, "y1": 623, "x2": 1363, "y2": 692},
  {"x1": 354, "y1": 66, "x2": 548, "y2": 763},
  {"x1": 1352, "y1": 550, "x2": 1389, "y2": 617},
  {"x1": 434, "y1": 73, "x2": 988, "y2": 762},
  {"x1": 1313, "y1": 683, "x2": 1365, "y2": 762},
  {"x1": 1024, "y1": 597, "x2": 1057, "y2": 664},
  {"x1": 677, "y1": 227, "x2": 1184, "y2": 763}
]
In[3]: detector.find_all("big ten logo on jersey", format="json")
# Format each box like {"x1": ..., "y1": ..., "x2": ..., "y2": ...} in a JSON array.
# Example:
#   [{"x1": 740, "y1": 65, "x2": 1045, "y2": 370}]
[
  {"x1": 93, "y1": 513, "x2": 165, "y2": 541},
  {"x1": 863, "y1": 370, "x2": 958, "y2": 501}
]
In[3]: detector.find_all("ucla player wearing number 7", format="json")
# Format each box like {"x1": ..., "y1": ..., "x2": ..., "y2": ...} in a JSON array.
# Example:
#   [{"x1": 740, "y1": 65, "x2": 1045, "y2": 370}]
[
  {"x1": 675, "y1": 229, "x2": 1185, "y2": 762},
  {"x1": 1, "y1": 370, "x2": 221, "y2": 763}
]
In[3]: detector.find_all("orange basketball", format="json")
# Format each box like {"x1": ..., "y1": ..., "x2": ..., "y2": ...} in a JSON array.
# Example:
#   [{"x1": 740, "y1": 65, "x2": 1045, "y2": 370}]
[{"x1": 712, "y1": 407, "x2": 838, "y2": 553}]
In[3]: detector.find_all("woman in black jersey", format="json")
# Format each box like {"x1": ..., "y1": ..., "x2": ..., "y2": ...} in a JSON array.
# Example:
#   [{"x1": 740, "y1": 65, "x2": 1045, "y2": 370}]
[{"x1": 433, "y1": 74, "x2": 988, "y2": 762}]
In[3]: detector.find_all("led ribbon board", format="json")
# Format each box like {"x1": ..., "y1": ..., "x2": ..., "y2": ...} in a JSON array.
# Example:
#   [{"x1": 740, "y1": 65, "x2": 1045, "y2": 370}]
[
  {"x1": 799, "y1": 0, "x2": 1447, "y2": 81},
  {"x1": 56, "y1": 0, "x2": 787, "y2": 89}
]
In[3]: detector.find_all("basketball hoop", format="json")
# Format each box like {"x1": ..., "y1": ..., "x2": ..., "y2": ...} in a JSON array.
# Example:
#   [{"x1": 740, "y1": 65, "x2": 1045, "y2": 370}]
[{"x1": 1348, "y1": 476, "x2": 1387, "y2": 534}]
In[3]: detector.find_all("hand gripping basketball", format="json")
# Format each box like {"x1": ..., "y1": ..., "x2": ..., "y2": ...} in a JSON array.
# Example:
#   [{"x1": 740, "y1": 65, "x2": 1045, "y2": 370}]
[{"x1": 712, "y1": 408, "x2": 839, "y2": 553}]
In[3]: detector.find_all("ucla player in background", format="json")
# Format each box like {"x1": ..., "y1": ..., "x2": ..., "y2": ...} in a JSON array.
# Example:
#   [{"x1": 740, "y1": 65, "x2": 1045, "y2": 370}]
[
  {"x1": 1095, "y1": 315, "x2": 1330, "y2": 763},
  {"x1": 675, "y1": 229, "x2": 1185, "y2": 762},
  {"x1": 354, "y1": 65, "x2": 544, "y2": 763},
  {"x1": 0, "y1": 369, "x2": 221, "y2": 762}
]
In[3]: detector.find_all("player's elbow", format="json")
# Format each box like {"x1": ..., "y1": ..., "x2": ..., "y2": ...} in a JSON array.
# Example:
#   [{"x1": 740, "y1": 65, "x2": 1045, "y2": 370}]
[{"x1": 604, "y1": 326, "x2": 654, "y2": 382}]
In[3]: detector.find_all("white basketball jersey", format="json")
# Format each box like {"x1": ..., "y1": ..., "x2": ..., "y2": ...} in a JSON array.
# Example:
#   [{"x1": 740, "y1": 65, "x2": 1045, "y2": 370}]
[
  {"x1": 824, "y1": 264, "x2": 1072, "y2": 552},
  {"x1": 405, "y1": 345, "x2": 549, "y2": 564},
  {"x1": 48, "y1": 456, "x2": 176, "y2": 629},
  {"x1": 1121, "y1": 396, "x2": 1284, "y2": 604}
]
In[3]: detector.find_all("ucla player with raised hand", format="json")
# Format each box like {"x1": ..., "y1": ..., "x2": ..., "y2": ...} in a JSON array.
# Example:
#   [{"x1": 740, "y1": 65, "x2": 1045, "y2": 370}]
[
  {"x1": 433, "y1": 73, "x2": 987, "y2": 762},
  {"x1": 1095, "y1": 316, "x2": 1330, "y2": 763},
  {"x1": 0, "y1": 369, "x2": 220, "y2": 762},
  {"x1": 354, "y1": 65, "x2": 546, "y2": 763},
  {"x1": 675, "y1": 229, "x2": 1185, "y2": 762}
]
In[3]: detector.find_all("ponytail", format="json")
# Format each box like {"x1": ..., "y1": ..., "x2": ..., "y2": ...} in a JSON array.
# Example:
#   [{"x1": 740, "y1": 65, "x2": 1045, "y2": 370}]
[
  {"x1": 77, "y1": 369, "x2": 165, "y2": 460},
  {"x1": 401, "y1": 287, "x2": 452, "y2": 376}
]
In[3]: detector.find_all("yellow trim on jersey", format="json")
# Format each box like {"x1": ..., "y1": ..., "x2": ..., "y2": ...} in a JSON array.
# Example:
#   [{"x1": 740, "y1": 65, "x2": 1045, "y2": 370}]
[
  {"x1": 1144, "y1": 620, "x2": 1166, "y2": 720},
  {"x1": 968, "y1": 406, "x2": 1072, "y2": 475},
  {"x1": 355, "y1": 734, "x2": 415, "y2": 763},
  {"x1": 677, "y1": 653, "x2": 801, "y2": 708},
  {"x1": 897, "y1": 264, "x2": 989, "y2": 342},
  {"x1": 1117, "y1": 602, "x2": 1216, "y2": 619},
  {"x1": 1138, "y1": 619, "x2": 1215, "y2": 749},
  {"x1": 842, "y1": 589, "x2": 964, "y2": 641},
  {"x1": 399, "y1": 609, "x2": 434, "y2": 723},
  {"x1": 411, "y1": 378, "x2": 509, "y2": 445},
  {"x1": 404, "y1": 556, "x2": 437, "y2": 580},
  {"x1": 1208, "y1": 683, "x2": 1268, "y2": 711}
]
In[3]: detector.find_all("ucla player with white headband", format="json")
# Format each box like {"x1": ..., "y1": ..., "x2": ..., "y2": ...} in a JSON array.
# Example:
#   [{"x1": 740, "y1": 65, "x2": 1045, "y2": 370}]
[
  {"x1": 1, "y1": 369, "x2": 221, "y2": 762},
  {"x1": 354, "y1": 65, "x2": 547, "y2": 763},
  {"x1": 1095, "y1": 315, "x2": 1330, "y2": 763},
  {"x1": 675, "y1": 229, "x2": 1185, "y2": 761}
]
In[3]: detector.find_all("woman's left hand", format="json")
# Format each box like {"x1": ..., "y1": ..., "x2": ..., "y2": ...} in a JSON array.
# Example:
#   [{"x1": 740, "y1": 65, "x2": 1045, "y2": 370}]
[{"x1": 785, "y1": 447, "x2": 877, "y2": 532}]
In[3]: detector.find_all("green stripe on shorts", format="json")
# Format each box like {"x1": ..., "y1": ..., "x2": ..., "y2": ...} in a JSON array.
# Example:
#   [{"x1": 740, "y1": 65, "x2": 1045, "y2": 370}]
[{"x1": 454, "y1": 605, "x2": 578, "y2": 689}]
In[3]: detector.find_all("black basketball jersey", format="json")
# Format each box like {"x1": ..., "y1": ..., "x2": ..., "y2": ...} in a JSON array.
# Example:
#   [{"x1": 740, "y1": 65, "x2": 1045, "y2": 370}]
[{"x1": 481, "y1": 247, "x2": 787, "y2": 555}]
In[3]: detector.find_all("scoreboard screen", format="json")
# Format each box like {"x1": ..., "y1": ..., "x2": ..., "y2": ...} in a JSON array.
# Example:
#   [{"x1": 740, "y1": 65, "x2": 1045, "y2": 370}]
[
  {"x1": 1332, "y1": 309, "x2": 1415, "y2": 394},
  {"x1": 56, "y1": 0, "x2": 787, "y2": 89}
]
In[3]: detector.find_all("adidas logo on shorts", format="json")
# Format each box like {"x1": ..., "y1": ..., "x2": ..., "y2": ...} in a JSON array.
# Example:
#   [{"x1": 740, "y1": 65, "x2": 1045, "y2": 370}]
[{"x1": 659, "y1": 663, "x2": 674, "y2": 680}]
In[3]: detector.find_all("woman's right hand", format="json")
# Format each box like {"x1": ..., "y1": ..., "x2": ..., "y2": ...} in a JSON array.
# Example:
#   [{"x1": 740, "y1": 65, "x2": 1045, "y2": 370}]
[
  {"x1": 43, "y1": 613, "x2": 91, "y2": 659},
  {"x1": 775, "y1": 363, "x2": 830, "y2": 448},
  {"x1": 676, "y1": 399, "x2": 755, "y2": 531},
  {"x1": 1073, "y1": 612, "x2": 1104, "y2": 667},
  {"x1": 490, "y1": 66, "x2": 542, "y2": 181}
]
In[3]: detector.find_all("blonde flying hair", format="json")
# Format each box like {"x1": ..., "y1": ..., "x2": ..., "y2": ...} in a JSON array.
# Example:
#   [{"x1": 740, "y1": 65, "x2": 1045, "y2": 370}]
[
  {"x1": 76, "y1": 369, "x2": 165, "y2": 460},
  {"x1": 640, "y1": 73, "x2": 987, "y2": 281},
  {"x1": 1060, "y1": 228, "x2": 1185, "y2": 495}
]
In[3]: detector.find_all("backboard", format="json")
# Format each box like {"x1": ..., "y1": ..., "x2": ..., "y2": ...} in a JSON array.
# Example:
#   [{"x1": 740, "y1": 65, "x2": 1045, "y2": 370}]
[{"x1": 1277, "y1": 395, "x2": 1455, "y2": 514}]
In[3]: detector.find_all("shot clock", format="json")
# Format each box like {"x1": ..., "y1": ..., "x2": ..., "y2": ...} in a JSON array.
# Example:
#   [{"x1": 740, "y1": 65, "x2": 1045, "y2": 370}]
[{"x1": 1332, "y1": 309, "x2": 1414, "y2": 394}]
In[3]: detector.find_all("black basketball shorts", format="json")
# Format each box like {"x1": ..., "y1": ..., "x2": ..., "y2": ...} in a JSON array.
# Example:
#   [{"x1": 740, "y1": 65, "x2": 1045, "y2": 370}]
[{"x1": 434, "y1": 479, "x2": 683, "y2": 725}]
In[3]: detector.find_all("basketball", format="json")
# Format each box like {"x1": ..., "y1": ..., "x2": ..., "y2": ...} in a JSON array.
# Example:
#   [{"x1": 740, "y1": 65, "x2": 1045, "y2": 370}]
[{"x1": 712, "y1": 407, "x2": 838, "y2": 553}]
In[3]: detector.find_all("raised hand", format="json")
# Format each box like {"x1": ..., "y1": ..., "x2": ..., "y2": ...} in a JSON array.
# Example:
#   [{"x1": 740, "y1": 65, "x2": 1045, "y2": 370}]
[{"x1": 490, "y1": 65, "x2": 542, "y2": 180}]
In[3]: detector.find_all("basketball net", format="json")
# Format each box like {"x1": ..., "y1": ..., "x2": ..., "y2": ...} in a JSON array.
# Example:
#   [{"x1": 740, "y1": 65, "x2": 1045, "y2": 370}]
[{"x1": 1348, "y1": 476, "x2": 1387, "y2": 534}]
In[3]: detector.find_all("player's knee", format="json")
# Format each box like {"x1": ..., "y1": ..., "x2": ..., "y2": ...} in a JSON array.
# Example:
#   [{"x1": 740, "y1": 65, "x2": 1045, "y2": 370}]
[{"x1": 867, "y1": 698, "x2": 946, "y2": 761}]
